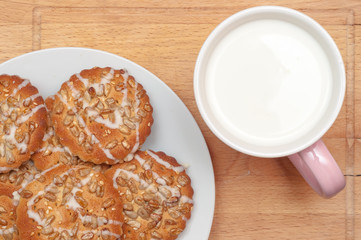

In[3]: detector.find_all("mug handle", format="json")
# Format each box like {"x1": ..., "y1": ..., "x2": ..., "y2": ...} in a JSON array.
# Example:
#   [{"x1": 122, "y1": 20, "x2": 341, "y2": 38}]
[{"x1": 288, "y1": 139, "x2": 345, "y2": 198}]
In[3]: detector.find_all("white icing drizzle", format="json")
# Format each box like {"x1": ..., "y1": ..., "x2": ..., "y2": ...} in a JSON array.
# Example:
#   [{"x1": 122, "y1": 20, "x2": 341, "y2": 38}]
[
  {"x1": 0, "y1": 226, "x2": 15, "y2": 235},
  {"x1": 66, "y1": 81, "x2": 81, "y2": 99},
  {"x1": 11, "y1": 79, "x2": 30, "y2": 96},
  {"x1": 146, "y1": 150, "x2": 185, "y2": 173},
  {"x1": 180, "y1": 195, "x2": 194, "y2": 204},
  {"x1": 42, "y1": 127, "x2": 54, "y2": 141},
  {"x1": 0, "y1": 166, "x2": 13, "y2": 173},
  {"x1": 16, "y1": 104, "x2": 45, "y2": 125},
  {"x1": 37, "y1": 145, "x2": 65, "y2": 154},
  {"x1": 22, "y1": 92, "x2": 41, "y2": 103},
  {"x1": 76, "y1": 73, "x2": 89, "y2": 88}
]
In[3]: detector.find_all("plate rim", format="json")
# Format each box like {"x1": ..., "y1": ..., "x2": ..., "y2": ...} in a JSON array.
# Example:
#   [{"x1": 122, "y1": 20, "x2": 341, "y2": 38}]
[{"x1": 0, "y1": 47, "x2": 216, "y2": 239}]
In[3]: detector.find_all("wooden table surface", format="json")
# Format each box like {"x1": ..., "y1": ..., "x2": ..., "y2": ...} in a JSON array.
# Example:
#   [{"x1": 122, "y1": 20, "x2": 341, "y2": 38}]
[{"x1": 1, "y1": 0, "x2": 361, "y2": 239}]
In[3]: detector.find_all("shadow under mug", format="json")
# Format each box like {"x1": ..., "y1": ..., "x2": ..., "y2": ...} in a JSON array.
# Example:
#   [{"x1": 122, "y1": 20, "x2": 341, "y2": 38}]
[{"x1": 194, "y1": 6, "x2": 346, "y2": 198}]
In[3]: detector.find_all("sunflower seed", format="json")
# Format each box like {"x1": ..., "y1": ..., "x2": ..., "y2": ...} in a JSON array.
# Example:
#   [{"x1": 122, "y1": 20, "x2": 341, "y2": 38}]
[
  {"x1": 84, "y1": 141, "x2": 93, "y2": 153},
  {"x1": 81, "y1": 231, "x2": 94, "y2": 240},
  {"x1": 78, "y1": 132, "x2": 86, "y2": 145},
  {"x1": 137, "y1": 207, "x2": 150, "y2": 220},
  {"x1": 115, "y1": 83, "x2": 124, "y2": 92},
  {"x1": 144, "y1": 103, "x2": 152, "y2": 112},
  {"x1": 127, "y1": 78, "x2": 135, "y2": 88},
  {"x1": 0, "y1": 217, "x2": 7, "y2": 226},
  {"x1": 44, "y1": 215, "x2": 55, "y2": 226},
  {"x1": 102, "y1": 198, "x2": 115, "y2": 208},
  {"x1": 119, "y1": 125, "x2": 130, "y2": 135},
  {"x1": 177, "y1": 175, "x2": 189, "y2": 186},
  {"x1": 116, "y1": 176, "x2": 126, "y2": 187},
  {"x1": 41, "y1": 225, "x2": 54, "y2": 235},
  {"x1": 37, "y1": 208, "x2": 45, "y2": 219},
  {"x1": 128, "y1": 179, "x2": 138, "y2": 194},
  {"x1": 124, "y1": 119, "x2": 136, "y2": 130},
  {"x1": 6, "y1": 151, "x2": 15, "y2": 165},
  {"x1": 0, "y1": 80, "x2": 9, "y2": 87},
  {"x1": 63, "y1": 115, "x2": 74, "y2": 126},
  {"x1": 134, "y1": 196, "x2": 144, "y2": 206},
  {"x1": 151, "y1": 231, "x2": 163, "y2": 239},
  {"x1": 6, "y1": 142, "x2": 15, "y2": 150},
  {"x1": 169, "y1": 228, "x2": 183, "y2": 236},
  {"x1": 137, "y1": 109, "x2": 147, "y2": 118},
  {"x1": 61, "y1": 230, "x2": 71, "y2": 240},
  {"x1": 127, "y1": 220, "x2": 141, "y2": 230},
  {"x1": 71, "y1": 222, "x2": 79, "y2": 236},
  {"x1": 121, "y1": 139, "x2": 130, "y2": 149},
  {"x1": 168, "y1": 209, "x2": 181, "y2": 219},
  {"x1": 96, "y1": 100, "x2": 104, "y2": 110},
  {"x1": 0, "y1": 206, "x2": 7, "y2": 214},
  {"x1": 70, "y1": 125, "x2": 80, "y2": 137},
  {"x1": 54, "y1": 103, "x2": 64, "y2": 114},
  {"x1": 164, "y1": 219, "x2": 177, "y2": 226},
  {"x1": 124, "y1": 210, "x2": 137, "y2": 219},
  {"x1": 75, "y1": 192, "x2": 88, "y2": 208},
  {"x1": 10, "y1": 111, "x2": 17, "y2": 122},
  {"x1": 0, "y1": 143, "x2": 5, "y2": 157},
  {"x1": 23, "y1": 98, "x2": 32, "y2": 108},
  {"x1": 2, "y1": 230, "x2": 13, "y2": 240},
  {"x1": 60, "y1": 89, "x2": 68, "y2": 101},
  {"x1": 53, "y1": 175, "x2": 64, "y2": 187},
  {"x1": 125, "y1": 189, "x2": 133, "y2": 201},
  {"x1": 20, "y1": 190, "x2": 33, "y2": 201},
  {"x1": 48, "y1": 232, "x2": 60, "y2": 240},
  {"x1": 96, "y1": 183, "x2": 104, "y2": 198},
  {"x1": 44, "y1": 192, "x2": 56, "y2": 202},
  {"x1": 7, "y1": 96, "x2": 18, "y2": 107},
  {"x1": 78, "y1": 168, "x2": 91, "y2": 177},
  {"x1": 14, "y1": 173, "x2": 24, "y2": 186}
]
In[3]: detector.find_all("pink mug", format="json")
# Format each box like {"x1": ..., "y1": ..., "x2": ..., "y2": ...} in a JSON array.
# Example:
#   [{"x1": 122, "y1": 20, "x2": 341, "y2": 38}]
[{"x1": 194, "y1": 6, "x2": 346, "y2": 198}]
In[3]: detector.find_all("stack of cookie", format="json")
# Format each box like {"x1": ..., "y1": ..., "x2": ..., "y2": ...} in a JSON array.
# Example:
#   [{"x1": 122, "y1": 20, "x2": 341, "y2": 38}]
[{"x1": 0, "y1": 67, "x2": 194, "y2": 240}]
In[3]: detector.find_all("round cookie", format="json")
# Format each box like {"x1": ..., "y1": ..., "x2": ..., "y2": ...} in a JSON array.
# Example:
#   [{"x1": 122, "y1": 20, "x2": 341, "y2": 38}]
[
  {"x1": 0, "y1": 195, "x2": 19, "y2": 240},
  {"x1": 0, "y1": 75, "x2": 47, "y2": 172},
  {"x1": 51, "y1": 67, "x2": 153, "y2": 165},
  {"x1": 0, "y1": 160, "x2": 40, "y2": 200},
  {"x1": 105, "y1": 150, "x2": 193, "y2": 240},
  {"x1": 16, "y1": 164, "x2": 124, "y2": 240},
  {"x1": 32, "y1": 96, "x2": 80, "y2": 171}
]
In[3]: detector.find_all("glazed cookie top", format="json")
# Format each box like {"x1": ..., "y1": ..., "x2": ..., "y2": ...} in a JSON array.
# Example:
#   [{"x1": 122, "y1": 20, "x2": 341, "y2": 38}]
[
  {"x1": 16, "y1": 164, "x2": 124, "y2": 240},
  {"x1": 51, "y1": 67, "x2": 153, "y2": 165},
  {"x1": 105, "y1": 150, "x2": 193, "y2": 240},
  {"x1": 0, "y1": 75, "x2": 47, "y2": 173},
  {"x1": 32, "y1": 97, "x2": 80, "y2": 171}
]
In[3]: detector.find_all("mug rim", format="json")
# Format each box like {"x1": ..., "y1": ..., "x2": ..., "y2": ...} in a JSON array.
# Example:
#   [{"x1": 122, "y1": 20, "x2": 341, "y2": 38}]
[{"x1": 193, "y1": 6, "x2": 346, "y2": 158}]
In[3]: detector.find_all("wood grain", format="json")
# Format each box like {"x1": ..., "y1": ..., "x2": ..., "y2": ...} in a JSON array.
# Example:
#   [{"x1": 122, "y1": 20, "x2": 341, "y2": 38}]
[{"x1": 1, "y1": 0, "x2": 361, "y2": 239}]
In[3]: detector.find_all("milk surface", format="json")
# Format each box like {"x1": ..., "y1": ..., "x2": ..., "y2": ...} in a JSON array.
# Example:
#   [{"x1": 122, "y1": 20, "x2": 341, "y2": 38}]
[{"x1": 206, "y1": 19, "x2": 332, "y2": 145}]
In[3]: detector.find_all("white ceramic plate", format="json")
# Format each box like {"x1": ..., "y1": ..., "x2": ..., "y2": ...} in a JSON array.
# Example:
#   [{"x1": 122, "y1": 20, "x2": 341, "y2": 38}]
[{"x1": 0, "y1": 47, "x2": 215, "y2": 240}]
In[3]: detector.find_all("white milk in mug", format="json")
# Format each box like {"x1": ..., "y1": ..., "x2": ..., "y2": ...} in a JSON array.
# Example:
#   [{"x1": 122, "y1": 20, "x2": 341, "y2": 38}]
[{"x1": 205, "y1": 19, "x2": 332, "y2": 146}]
